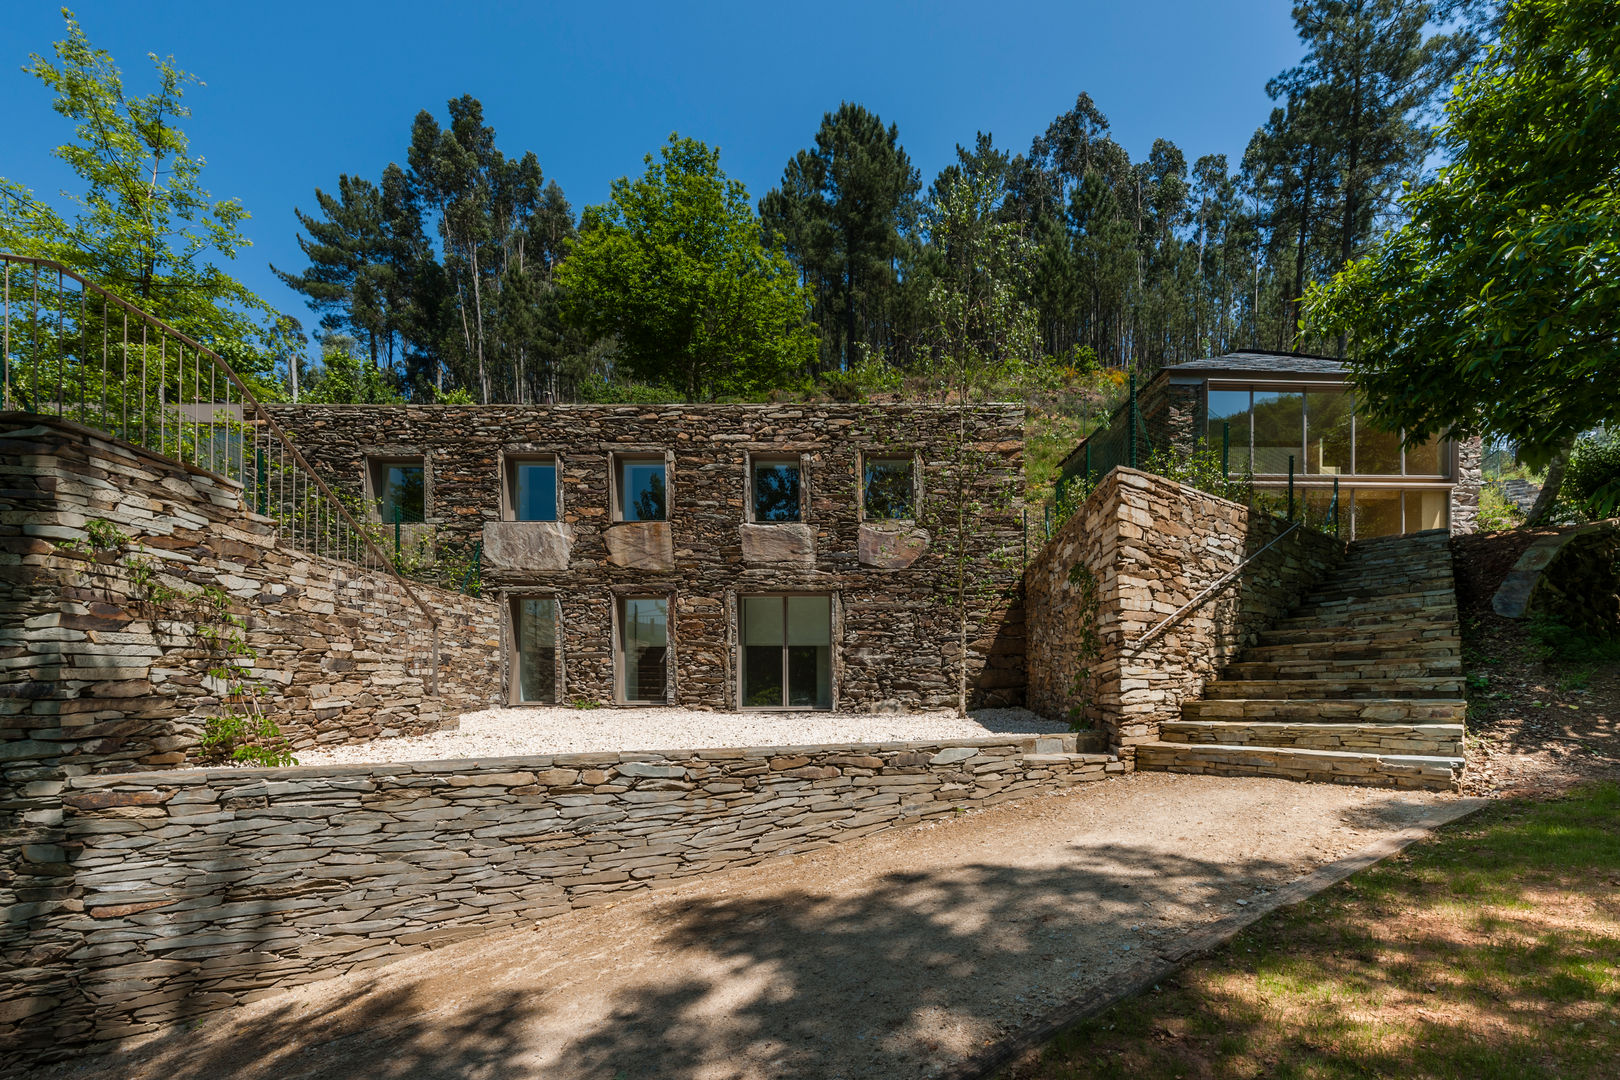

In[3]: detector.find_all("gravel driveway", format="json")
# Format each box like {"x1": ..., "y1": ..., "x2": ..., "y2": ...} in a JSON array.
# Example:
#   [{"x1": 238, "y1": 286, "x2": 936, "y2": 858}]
[
  {"x1": 295, "y1": 705, "x2": 1070, "y2": 765},
  {"x1": 47, "y1": 773, "x2": 1466, "y2": 1080}
]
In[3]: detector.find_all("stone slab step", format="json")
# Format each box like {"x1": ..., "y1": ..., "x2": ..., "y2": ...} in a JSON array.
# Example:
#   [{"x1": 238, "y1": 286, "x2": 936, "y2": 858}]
[
  {"x1": 1204, "y1": 676, "x2": 1465, "y2": 700},
  {"x1": 1181, "y1": 697, "x2": 1468, "y2": 723},
  {"x1": 1135, "y1": 741, "x2": 1462, "y2": 791},
  {"x1": 1241, "y1": 637, "x2": 1461, "y2": 663},
  {"x1": 1222, "y1": 656, "x2": 1462, "y2": 681},
  {"x1": 1305, "y1": 575, "x2": 1457, "y2": 602},
  {"x1": 1161, "y1": 720, "x2": 1464, "y2": 756},
  {"x1": 1276, "y1": 604, "x2": 1458, "y2": 631},
  {"x1": 1290, "y1": 588, "x2": 1459, "y2": 616},
  {"x1": 1256, "y1": 624, "x2": 1461, "y2": 648}
]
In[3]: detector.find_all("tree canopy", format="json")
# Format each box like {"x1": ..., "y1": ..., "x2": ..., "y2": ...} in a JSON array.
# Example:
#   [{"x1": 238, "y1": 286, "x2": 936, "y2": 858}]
[
  {"x1": 558, "y1": 135, "x2": 816, "y2": 401},
  {"x1": 1304, "y1": 0, "x2": 1619, "y2": 464}
]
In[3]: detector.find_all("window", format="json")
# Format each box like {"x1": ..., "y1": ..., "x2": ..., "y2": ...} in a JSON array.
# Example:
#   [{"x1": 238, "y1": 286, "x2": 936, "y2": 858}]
[
  {"x1": 511, "y1": 596, "x2": 558, "y2": 703},
  {"x1": 1354, "y1": 415, "x2": 1403, "y2": 475},
  {"x1": 740, "y1": 594, "x2": 831, "y2": 709},
  {"x1": 1206, "y1": 389, "x2": 1253, "y2": 472},
  {"x1": 863, "y1": 456, "x2": 914, "y2": 520},
  {"x1": 506, "y1": 457, "x2": 559, "y2": 521},
  {"x1": 618, "y1": 596, "x2": 668, "y2": 703},
  {"x1": 370, "y1": 458, "x2": 424, "y2": 523},
  {"x1": 1306, "y1": 390, "x2": 1353, "y2": 475},
  {"x1": 1404, "y1": 437, "x2": 1445, "y2": 477},
  {"x1": 751, "y1": 456, "x2": 802, "y2": 522},
  {"x1": 614, "y1": 455, "x2": 667, "y2": 522},
  {"x1": 1252, "y1": 390, "x2": 1304, "y2": 475},
  {"x1": 1351, "y1": 488, "x2": 1403, "y2": 538}
]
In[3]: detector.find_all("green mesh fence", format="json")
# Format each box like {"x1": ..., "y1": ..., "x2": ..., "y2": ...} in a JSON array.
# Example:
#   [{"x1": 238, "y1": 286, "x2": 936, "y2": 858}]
[{"x1": 1042, "y1": 374, "x2": 1153, "y2": 539}]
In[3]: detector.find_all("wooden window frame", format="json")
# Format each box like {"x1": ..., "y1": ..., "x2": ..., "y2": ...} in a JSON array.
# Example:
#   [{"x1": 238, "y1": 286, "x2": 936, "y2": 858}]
[
  {"x1": 858, "y1": 451, "x2": 919, "y2": 522},
  {"x1": 735, "y1": 592, "x2": 835, "y2": 712},
  {"x1": 609, "y1": 451, "x2": 672, "y2": 523},
  {"x1": 362, "y1": 451, "x2": 429, "y2": 524},
  {"x1": 506, "y1": 592, "x2": 563, "y2": 706},
  {"x1": 501, "y1": 452, "x2": 563, "y2": 522},
  {"x1": 745, "y1": 452, "x2": 807, "y2": 523},
  {"x1": 614, "y1": 593, "x2": 673, "y2": 705}
]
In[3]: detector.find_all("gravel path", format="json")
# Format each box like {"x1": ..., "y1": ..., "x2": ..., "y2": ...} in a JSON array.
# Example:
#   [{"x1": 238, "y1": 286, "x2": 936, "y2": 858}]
[
  {"x1": 295, "y1": 706, "x2": 1070, "y2": 765},
  {"x1": 50, "y1": 773, "x2": 1463, "y2": 1080}
]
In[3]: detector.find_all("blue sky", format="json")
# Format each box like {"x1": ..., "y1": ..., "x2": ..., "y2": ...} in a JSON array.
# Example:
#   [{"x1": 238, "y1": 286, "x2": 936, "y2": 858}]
[{"x1": 3, "y1": 1, "x2": 1303, "y2": 340}]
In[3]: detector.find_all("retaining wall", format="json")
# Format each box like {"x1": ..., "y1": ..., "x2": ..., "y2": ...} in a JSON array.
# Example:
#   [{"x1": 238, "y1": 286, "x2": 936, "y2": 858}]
[
  {"x1": 0, "y1": 735, "x2": 1113, "y2": 1068},
  {"x1": 1025, "y1": 468, "x2": 1344, "y2": 752}
]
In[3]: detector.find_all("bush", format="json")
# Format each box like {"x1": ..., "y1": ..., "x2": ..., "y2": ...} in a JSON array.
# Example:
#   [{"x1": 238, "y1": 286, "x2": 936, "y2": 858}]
[{"x1": 1562, "y1": 433, "x2": 1620, "y2": 520}]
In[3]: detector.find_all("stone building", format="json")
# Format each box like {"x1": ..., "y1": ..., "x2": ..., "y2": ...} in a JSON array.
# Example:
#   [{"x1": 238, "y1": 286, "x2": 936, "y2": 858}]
[
  {"x1": 266, "y1": 402, "x2": 1027, "y2": 713},
  {"x1": 1063, "y1": 351, "x2": 1483, "y2": 537}
]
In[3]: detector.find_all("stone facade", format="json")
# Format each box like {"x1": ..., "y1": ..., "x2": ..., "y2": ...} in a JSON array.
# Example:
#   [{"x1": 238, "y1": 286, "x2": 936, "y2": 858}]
[
  {"x1": 0, "y1": 735, "x2": 1113, "y2": 1068},
  {"x1": 1025, "y1": 468, "x2": 1343, "y2": 752},
  {"x1": 264, "y1": 403, "x2": 1027, "y2": 712}
]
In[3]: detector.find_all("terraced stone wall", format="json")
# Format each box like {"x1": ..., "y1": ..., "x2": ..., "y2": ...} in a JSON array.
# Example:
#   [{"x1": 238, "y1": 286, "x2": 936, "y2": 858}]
[
  {"x1": 1026, "y1": 468, "x2": 1343, "y2": 754},
  {"x1": 0, "y1": 735, "x2": 1113, "y2": 1069},
  {"x1": 263, "y1": 402, "x2": 1027, "y2": 712}
]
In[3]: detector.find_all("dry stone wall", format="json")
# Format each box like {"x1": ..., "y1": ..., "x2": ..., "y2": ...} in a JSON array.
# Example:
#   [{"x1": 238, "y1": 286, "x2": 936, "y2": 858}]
[
  {"x1": 1026, "y1": 468, "x2": 1343, "y2": 753},
  {"x1": 0, "y1": 735, "x2": 1113, "y2": 1069},
  {"x1": 264, "y1": 403, "x2": 1027, "y2": 711}
]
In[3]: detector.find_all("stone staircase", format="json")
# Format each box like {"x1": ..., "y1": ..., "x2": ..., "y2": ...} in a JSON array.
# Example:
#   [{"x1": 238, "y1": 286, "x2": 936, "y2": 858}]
[{"x1": 1136, "y1": 530, "x2": 1466, "y2": 790}]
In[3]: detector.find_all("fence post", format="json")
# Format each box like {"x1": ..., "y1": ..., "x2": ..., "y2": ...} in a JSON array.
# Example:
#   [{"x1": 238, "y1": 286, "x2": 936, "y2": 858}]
[
  {"x1": 1084, "y1": 442, "x2": 1091, "y2": 487},
  {"x1": 1287, "y1": 455, "x2": 1296, "y2": 520},
  {"x1": 394, "y1": 504, "x2": 402, "y2": 566},
  {"x1": 1333, "y1": 476, "x2": 1341, "y2": 538},
  {"x1": 1222, "y1": 421, "x2": 1230, "y2": 477},
  {"x1": 255, "y1": 448, "x2": 267, "y2": 515},
  {"x1": 1127, "y1": 371, "x2": 1138, "y2": 470}
]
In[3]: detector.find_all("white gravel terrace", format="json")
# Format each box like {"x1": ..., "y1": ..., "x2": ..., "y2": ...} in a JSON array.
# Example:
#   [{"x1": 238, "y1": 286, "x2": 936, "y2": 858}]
[{"x1": 293, "y1": 705, "x2": 1072, "y2": 765}]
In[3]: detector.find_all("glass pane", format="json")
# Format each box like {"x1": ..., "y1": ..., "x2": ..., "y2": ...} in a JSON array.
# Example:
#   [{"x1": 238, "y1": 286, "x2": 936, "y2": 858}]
[
  {"x1": 513, "y1": 461, "x2": 558, "y2": 521},
  {"x1": 741, "y1": 595, "x2": 784, "y2": 645},
  {"x1": 377, "y1": 463, "x2": 424, "y2": 523},
  {"x1": 743, "y1": 646, "x2": 782, "y2": 707},
  {"x1": 1404, "y1": 437, "x2": 1444, "y2": 476},
  {"x1": 1404, "y1": 490, "x2": 1449, "y2": 532},
  {"x1": 1251, "y1": 390, "x2": 1303, "y2": 475},
  {"x1": 1205, "y1": 389, "x2": 1252, "y2": 474},
  {"x1": 1352, "y1": 489, "x2": 1403, "y2": 539},
  {"x1": 864, "y1": 458, "x2": 914, "y2": 520},
  {"x1": 752, "y1": 459, "x2": 801, "y2": 521},
  {"x1": 786, "y1": 596, "x2": 830, "y2": 645},
  {"x1": 1306, "y1": 390, "x2": 1353, "y2": 475},
  {"x1": 618, "y1": 459, "x2": 667, "y2": 522},
  {"x1": 515, "y1": 597, "x2": 557, "y2": 703},
  {"x1": 787, "y1": 645, "x2": 831, "y2": 708},
  {"x1": 1354, "y1": 415, "x2": 1402, "y2": 475},
  {"x1": 621, "y1": 597, "x2": 667, "y2": 702}
]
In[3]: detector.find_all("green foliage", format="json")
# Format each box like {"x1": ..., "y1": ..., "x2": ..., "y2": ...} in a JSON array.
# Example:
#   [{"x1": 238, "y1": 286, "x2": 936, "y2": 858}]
[
  {"x1": 1478, "y1": 485, "x2": 1528, "y2": 531},
  {"x1": 559, "y1": 135, "x2": 817, "y2": 401},
  {"x1": 1561, "y1": 434, "x2": 1620, "y2": 521},
  {"x1": 301, "y1": 340, "x2": 406, "y2": 404},
  {"x1": 1305, "y1": 0, "x2": 1620, "y2": 466},
  {"x1": 1530, "y1": 615, "x2": 1620, "y2": 665},
  {"x1": 1143, "y1": 442, "x2": 1254, "y2": 505},
  {"x1": 1, "y1": 9, "x2": 289, "y2": 388},
  {"x1": 575, "y1": 375, "x2": 682, "y2": 404},
  {"x1": 1063, "y1": 562, "x2": 1105, "y2": 730}
]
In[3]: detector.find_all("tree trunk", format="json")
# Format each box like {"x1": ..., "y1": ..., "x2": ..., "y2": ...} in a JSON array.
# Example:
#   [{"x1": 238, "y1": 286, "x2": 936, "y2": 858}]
[{"x1": 1526, "y1": 446, "x2": 1572, "y2": 525}]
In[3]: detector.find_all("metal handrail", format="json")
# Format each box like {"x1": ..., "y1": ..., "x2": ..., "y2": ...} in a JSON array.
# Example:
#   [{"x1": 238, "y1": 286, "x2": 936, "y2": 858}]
[
  {"x1": 0, "y1": 252, "x2": 439, "y2": 633},
  {"x1": 1125, "y1": 518, "x2": 1305, "y2": 651}
]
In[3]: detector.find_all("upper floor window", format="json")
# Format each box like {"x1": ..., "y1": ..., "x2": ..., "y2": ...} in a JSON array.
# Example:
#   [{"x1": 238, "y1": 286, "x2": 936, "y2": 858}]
[
  {"x1": 614, "y1": 454, "x2": 667, "y2": 522},
  {"x1": 506, "y1": 456, "x2": 559, "y2": 521},
  {"x1": 863, "y1": 456, "x2": 915, "y2": 520},
  {"x1": 370, "y1": 457, "x2": 424, "y2": 523},
  {"x1": 1205, "y1": 385, "x2": 1447, "y2": 479},
  {"x1": 751, "y1": 455, "x2": 802, "y2": 522}
]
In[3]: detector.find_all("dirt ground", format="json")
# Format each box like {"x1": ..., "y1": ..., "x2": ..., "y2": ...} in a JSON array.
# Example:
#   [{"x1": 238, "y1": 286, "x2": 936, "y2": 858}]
[
  {"x1": 38, "y1": 774, "x2": 1464, "y2": 1080},
  {"x1": 1452, "y1": 529, "x2": 1620, "y2": 797}
]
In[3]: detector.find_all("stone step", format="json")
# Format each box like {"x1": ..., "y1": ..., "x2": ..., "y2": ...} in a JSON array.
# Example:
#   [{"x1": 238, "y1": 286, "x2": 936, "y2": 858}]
[
  {"x1": 1256, "y1": 623, "x2": 1461, "y2": 648},
  {"x1": 1305, "y1": 574, "x2": 1456, "y2": 601},
  {"x1": 1240, "y1": 636, "x2": 1461, "y2": 663},
  {"x1": 1135, "y1": 741, "x2": 1462, "y2": 791},
  {"x1": 1161, "y1": 719, "x2": 1465, "y2": 756},
  {"x1": 1181, "y1": 697, "x2": 1468, "y2": 723},
  {"x1": 1203, "y1": 676, "x2": 1465, "y2": 700},
  {"x1": 1276, "y1": 602, "x2": 1458, "y2": 630},
  {"x1": 1291, "y1": 587, "x2": 1459, "y2": 616},
  {"x1": 1222, "y1": 656, "x2": 1462, "y2": 681}
]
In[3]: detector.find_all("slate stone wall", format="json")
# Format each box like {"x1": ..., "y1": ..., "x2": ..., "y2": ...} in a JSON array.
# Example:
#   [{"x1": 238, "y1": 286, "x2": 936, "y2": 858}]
[
  {"x1": 0, "y1": 735, "x2": 1113, "y2": 1069},
  {"x1": 1025, "y1": 468, "x2": 1343, "y2": 753},
  {"x1": 263, "y1": 403, "x2": 1028, "y2": 712}
]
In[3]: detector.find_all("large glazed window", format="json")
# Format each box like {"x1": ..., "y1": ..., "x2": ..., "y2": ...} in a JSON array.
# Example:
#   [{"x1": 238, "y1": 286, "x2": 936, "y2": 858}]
[
  {"x1": 1206, "y1": 389, "x2": 1253, "y2": 471},
  {"x1": 863, "y1": 457, "x2": 914, "y2": 520},
  {"x1": 615, "y1": 455, "x2": 667, "y2": 522},
  {"x1": 370, "y1": 458, "x2": 424, "y2": 523},
  {"x1": 1354, "y1": 414, "x2": 1403, "y2": 475},
  {"x1": 751, "y1": 456, "x2": 802, "y2": 522},
  {"x1": 618, "y1": 596, "x2": 668, "y2": 703},
  {"x1": 507, "y1": 457, "x2": 558, "y2": 521},
  {"x1": 740, "y1": 594, "x2": 831, "y2": 709},
  {"x1": 1306, "y1": 390, "x2": 1353, "y2": 475},
  {"x1": 1252, "y1": 390, "x2": 1304, "y2": 475},
  {"x1": 512, "y1": 597, "x2": 558, "y2": 703}
]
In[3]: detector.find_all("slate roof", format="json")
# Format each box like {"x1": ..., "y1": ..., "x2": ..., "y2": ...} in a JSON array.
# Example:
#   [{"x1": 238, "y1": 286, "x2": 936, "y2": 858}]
[{"x1": 1164, "y1": 350, "x2": 1346, "y2": 378}]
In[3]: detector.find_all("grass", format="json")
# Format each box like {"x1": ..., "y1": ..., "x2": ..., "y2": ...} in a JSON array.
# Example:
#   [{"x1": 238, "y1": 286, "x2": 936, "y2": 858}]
[{"x1": 1003, "y1": 784, "x2": 1620, "y2": 1080}]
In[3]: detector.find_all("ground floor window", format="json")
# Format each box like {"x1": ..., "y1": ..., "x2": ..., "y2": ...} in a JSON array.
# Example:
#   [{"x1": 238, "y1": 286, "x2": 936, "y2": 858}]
[
  {"x1": 740, "y1": 594, "x2": 832, "y2": 709},
  {"x1": 1269, "y1": 485, "x2": 1450, "y2": 539},
  {"x1": 511, "y1": 596, "x2": 558, "y2": 703},
  {"x1": 618, "y1": 596, "x2": 669, "y2": 703}
]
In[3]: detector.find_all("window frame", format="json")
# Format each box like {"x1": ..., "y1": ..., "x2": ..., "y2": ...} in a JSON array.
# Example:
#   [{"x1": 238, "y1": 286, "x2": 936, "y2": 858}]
[
  {"x1": 615, "y1": 593, "x2": 672, "y2": 705},
  {"x1": 506, "y1": 592, "x2": 563, "y2": 705},
  {"x1": 364, "y1": 452, "x2": 428, "y2": 524},
  {"x1": 746, "y1": 452, "x2": 807, "y2": 523},
  {"x1": 501, "y1": 452, "x2": 563, "y2": 523},
  {"x1": 859, "y1": 452, "x2": 919, "y2": 522},
  {"x1": 610, "y1": 451, "x2": 672, "y2": 523},
  {"x1": 735, "y1": 592, "x2": 835, "y2": 712}
]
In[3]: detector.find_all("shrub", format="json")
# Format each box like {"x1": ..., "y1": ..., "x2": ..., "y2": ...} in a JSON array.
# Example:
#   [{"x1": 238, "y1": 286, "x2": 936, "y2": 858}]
[{"x1": 1561, "y1": 433, "x2": 1620, "y2": 520}]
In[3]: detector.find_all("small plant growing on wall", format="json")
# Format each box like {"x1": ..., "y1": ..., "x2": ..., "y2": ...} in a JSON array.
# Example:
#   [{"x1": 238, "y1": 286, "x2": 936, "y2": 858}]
[
  {"x1": 1064, "y1": 562, "x2": 1105, "y2": 731},
  {"x1": 56, "y1": 518, "x2": 296, "y2": 767}
]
